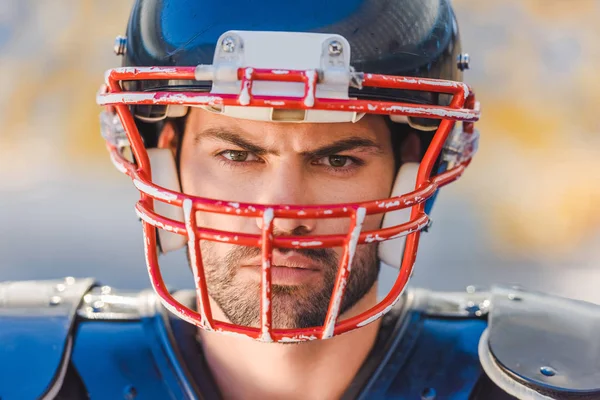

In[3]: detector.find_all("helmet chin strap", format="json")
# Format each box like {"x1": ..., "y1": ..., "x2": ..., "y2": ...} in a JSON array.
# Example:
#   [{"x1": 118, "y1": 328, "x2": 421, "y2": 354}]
[
  {"x1": 146, "y1": 148, "x2": 187, "y2": 252},
  {"x1": 147, "y1": 147, "x2": 420, "y2": 263},
  {"x1": 378, "y1": 162, "x2": 420, "y2": 269}
]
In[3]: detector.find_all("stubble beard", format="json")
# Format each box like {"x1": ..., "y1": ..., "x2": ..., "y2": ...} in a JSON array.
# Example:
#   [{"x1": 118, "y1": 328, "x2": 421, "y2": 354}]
[{"x1": 197, "y1": 242, "x2": 380, "y2": 330}]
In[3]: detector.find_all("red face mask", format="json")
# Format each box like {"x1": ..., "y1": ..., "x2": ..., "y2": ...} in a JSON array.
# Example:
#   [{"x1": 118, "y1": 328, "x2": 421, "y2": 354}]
[{"x1": 97, "y1": 32, "x2": 479, "y2": 343}]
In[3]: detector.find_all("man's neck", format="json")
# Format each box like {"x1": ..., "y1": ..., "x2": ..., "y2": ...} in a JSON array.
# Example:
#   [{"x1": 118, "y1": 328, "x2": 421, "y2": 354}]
[{"x1": 197, "y1": 288, "x2": 381, "y2": 400}]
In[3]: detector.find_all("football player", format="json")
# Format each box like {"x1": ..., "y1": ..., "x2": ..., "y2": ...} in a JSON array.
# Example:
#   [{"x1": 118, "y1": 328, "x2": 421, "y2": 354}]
[{"x1": 2, "y1": 0, "x2": 598, "y2": 399}]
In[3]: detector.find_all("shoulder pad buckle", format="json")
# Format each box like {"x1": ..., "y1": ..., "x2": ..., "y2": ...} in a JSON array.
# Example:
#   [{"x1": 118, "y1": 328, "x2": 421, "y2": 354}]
[
  {"x1": 412, "y1": 287, "x2": 491, "y2": 318},
  {"x1": 76, "y1": 285, "x2": 157, "y2": 321},
  {"x1": 481, "y1": 285, "x2": 600, "y2": 397},
  {"x1": 0, "y1": 277, "x2": 96, "y2": 400}
]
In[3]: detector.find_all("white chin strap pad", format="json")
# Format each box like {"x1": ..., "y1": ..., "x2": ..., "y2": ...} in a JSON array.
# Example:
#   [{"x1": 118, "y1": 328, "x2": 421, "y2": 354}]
[
  {"x1": 378, "y1": 162, "x2": 420, "y2": 269},
  {"x1": 146, "y1": 148, "x2": 187, "y2": 253}
]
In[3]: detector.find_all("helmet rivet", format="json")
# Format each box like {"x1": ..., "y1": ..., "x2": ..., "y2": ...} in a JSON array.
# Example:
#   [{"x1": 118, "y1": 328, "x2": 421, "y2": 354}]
[
  {"x1": 221, "y1": 36, "x2": 236, "y2": 53},
  {"x1": 114, "y1": 35, "x2": 127, "y2": 56},
  {"x1": 49, "y1": 296, "x2": 62, "y2": 306},
  {"x1": 464, "y1": 301, "x2": 480, "y2": 315},
  {"x1": 328, "y1": 40, "x2": 343, "y2": 56},
  {"x1": 421, "y1": 387, "x2": 437, "y2": 400},
  {"x1": 457, "y1": 53, "x2": 470, "y2": 71},
  {"x1": 92, "y1": 300, "x2": 105, "y2": 312},
  {"x1": 123, "y1": 384, "x2": 138, "y2": 399},
  {"x1": 540, "y1": 366, "x2": 557, "y2": 377},
  {"x1": 508, "y1": 292, "x2": 522, "y2": 301},
  {"x1": 466, "y1": 285, "x2": 479, "y2": 294}
]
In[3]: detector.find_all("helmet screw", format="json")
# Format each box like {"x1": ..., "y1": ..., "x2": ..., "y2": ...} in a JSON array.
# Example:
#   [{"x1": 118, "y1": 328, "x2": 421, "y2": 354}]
[
  {"x1": 114, "y1": 35, "x2": 127, "y2": 56},
  {"x1": 457, "y1": 53, "x2": 470, "y2": 71},
  {"x1": 221, "y1": 36, "x2": 236, "y2": 53},
  {"x1": 328, "y1": 40, "x2": 343, "y2": 56},
  {"x1": 423, "y1": 218, "x2": 433, "y2": 232},
  {"x1": 540, "y1": 366, "x2": 557, "y2": 377}
]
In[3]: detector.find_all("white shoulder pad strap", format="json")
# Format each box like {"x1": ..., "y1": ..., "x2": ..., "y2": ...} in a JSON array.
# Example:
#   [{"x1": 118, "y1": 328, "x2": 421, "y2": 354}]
[
  {"x1": 147, "y1": 148, "x2": 187, "y2": 253},
  {"x1": 76, "y1": 285, "x2": 159, "y2": 321},
  {"x1": 479, "y1": 285, "x2": 600, "y2": 399},
  {"x1": 378, "y1": 162, "x2": 420, "y2": 269}
]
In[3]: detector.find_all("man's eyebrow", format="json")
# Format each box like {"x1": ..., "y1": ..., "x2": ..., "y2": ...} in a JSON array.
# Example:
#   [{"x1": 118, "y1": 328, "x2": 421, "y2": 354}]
[
  {"x1": 302, "y1": 137, "x2": 384, "y2": 158},
  {"x1": 194, "y1": 129, "x2": 383, "y2": 157},
  {"x1": 194, "y1": 128, "x2": 278, "y2": 156}
]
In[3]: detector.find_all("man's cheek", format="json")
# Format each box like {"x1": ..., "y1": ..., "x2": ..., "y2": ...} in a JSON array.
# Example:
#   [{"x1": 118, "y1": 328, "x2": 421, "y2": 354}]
[
  {"x1": 197, "y1": 213, "x2": 234, "y2": 231},
  {"x1": 362, "y1": 214, "x2": 384, "y2": 231}
]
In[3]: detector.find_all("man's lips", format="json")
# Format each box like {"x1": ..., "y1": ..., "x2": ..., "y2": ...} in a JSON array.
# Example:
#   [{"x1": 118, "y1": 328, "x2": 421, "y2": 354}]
[
  {"x1": 243, "y1": 253, "x2": 321, "y2": 271},
  {"x1": 239, "y1": 251, "x2": 324, "y2": 285}
]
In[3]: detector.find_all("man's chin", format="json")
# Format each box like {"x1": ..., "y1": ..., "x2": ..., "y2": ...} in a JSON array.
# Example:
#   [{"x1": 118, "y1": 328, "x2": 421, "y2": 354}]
[
  {"x1": 238, "y1": 265, "x2": 323, "y2": 286},
  {"x1": 213, "y1": 284, "x2": 331, "y2": 330}
]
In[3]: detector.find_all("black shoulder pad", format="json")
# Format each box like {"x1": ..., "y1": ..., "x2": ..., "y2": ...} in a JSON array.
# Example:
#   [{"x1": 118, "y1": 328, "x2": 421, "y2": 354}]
[
  {"x1": 0, "y1": 277, "x2": 96, "y2": 400},
  {"x1": 479, "y1": 285, "x2": 600, "y2": 399}
]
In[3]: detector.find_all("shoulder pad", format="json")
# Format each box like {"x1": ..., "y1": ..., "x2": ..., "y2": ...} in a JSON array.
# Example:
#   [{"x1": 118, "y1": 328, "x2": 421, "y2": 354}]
[
  {"x1": 479, "y1": 285, "x2": 600, "y2": 399},
  {"x1": 353, "y1": 288, "x2": 489, "y2": 400},
  {"x1": 71, "y1": 288, "x2": 203, "y2": 400},
  {"x1": 0, "y1": 277, "x2": 96, "y2": 400}
]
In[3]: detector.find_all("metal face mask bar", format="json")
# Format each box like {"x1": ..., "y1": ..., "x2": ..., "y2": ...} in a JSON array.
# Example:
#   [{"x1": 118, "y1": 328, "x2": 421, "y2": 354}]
[{"x1": 97, "y1": 32, "x2": 479, "y2": 343}]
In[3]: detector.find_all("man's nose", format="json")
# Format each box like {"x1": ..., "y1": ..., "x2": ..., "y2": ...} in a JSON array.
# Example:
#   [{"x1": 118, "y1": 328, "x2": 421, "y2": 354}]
[{"x1": 254, "y1": 164, "x2": 316, "y2": 234}]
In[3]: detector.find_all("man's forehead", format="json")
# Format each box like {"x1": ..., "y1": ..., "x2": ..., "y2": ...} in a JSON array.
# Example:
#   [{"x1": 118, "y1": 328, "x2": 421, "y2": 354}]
[{"x1": 187, "y1": 108, "x2": 390, "y2": 148}]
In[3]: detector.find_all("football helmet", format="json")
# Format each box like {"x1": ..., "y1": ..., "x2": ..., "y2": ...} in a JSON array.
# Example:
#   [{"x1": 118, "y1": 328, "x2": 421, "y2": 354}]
[{"x1": 97, "y1": 0, "x2": 480, "y2": 342}]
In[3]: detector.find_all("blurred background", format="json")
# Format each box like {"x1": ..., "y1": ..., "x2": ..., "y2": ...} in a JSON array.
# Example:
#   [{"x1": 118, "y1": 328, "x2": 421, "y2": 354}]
[{"x1": 1, "y1": 0, "x2": 599, "y2": 303}]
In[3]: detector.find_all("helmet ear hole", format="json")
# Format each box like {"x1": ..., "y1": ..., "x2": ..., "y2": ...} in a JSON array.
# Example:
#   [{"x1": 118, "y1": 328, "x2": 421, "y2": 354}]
[
  {"x1": 147, "y1": 148, "x2": 187, "y2": 253},
  {"x1": 378, "y1": 162, "x2": 420, "y2": 269}
]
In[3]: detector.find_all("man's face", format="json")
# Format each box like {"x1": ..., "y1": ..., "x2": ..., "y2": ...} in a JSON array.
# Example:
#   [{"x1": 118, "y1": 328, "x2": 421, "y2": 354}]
[{"x1": 178, "y1": 108, "x2": 396, "y2": 329}]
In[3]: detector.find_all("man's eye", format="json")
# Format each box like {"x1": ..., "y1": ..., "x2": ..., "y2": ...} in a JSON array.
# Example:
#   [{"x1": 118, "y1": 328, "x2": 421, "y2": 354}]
[
  {"x1": 221, "y1": 150, "x2": 257, "y2": 162},
  {"x1": 326, "y1": 155, "x2": 352, "y2": 168}
]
